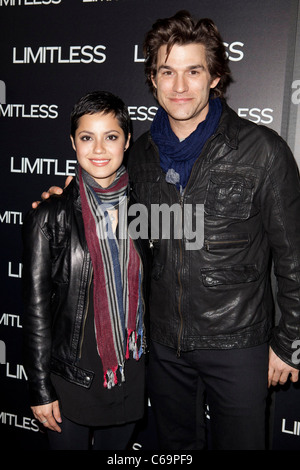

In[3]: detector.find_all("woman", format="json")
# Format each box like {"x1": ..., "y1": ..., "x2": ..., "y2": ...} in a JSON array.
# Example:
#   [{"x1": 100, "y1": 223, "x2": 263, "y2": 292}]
[{"x1": 22, "y1": 91, "x2": 149, "y2": 450}]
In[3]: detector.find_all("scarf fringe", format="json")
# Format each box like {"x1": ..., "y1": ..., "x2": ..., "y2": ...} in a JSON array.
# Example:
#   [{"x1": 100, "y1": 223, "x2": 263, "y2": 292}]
[
  {"x1": 103, "y1": 328, "x2": 144, "y2": 389},
  {"x1": 126, "y1": 328, "x2": 140, "y2": 360},
  {"x1": 104, "y1": 366, "x2": 118, "y2": 389}
]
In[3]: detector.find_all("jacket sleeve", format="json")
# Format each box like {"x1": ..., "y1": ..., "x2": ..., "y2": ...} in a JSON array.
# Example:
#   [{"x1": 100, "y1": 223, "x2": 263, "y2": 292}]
[
  {"x1": 22, "y1": 206, "x2": 58, "y2": 406},
  {"x1": 261, "y1": 135, "x2": 300, "y2": 369}
]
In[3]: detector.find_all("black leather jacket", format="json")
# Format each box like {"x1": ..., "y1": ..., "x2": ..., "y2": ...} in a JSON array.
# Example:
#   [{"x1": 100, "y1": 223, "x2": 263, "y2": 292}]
[
  {"x1": 22, "y1": 179, "x2": 150, "y2": 406},
  {"x1": 127, "y1": 101, "x2": 300, "y2": 368}
]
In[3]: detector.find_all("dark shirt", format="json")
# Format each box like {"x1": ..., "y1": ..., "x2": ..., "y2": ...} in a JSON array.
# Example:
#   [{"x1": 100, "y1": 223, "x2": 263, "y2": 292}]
[{"x1": 51, "y1": 284, "x2": 145, "y2": 427}]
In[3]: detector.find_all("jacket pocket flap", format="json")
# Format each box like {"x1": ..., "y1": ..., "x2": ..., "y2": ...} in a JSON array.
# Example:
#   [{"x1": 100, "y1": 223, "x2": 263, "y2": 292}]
[
  {"x1": 208, "y1": 171, "x2": 254, "y2": 188},
  {"x1": 201, "y1": 265, "x2": 259, "y2": 286}
]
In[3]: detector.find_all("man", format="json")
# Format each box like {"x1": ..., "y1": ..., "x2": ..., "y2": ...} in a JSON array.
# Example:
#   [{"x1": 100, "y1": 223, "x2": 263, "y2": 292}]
[{"x1": 35, "y1": 11, "x2": 300, "y2": 450}]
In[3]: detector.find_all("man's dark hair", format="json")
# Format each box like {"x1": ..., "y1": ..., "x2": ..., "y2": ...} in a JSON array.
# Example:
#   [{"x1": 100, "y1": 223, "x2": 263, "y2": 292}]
[
  {"x1": 143, "y1": 10, "x2": 232, "y2": 98},
  {"x1": 70, "y1": 90, "x2": 130, "y2": 140}
]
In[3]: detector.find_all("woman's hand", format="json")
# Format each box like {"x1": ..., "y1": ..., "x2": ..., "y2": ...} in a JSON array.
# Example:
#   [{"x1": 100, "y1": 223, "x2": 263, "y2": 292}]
[{"x1": 31, "y1": 400, "x2": 62, "y2": 433}]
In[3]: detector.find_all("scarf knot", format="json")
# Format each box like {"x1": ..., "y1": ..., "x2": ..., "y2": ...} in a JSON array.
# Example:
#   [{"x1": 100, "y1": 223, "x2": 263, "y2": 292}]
[{"x1": 151, "y1": 97, "x2": 222, "y2": 192}]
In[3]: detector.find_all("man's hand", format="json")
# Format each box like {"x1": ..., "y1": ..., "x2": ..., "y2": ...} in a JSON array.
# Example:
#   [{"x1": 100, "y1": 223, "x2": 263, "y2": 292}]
[
  {"x1": 268, "y1": 346, "x2": 299, "y2": 387},
  {"x1": 31, "y1": 400, "x2": 62, "y2": 433},
  {"x1": 31, "y1": 175, "x2": 73, "y2": 208}
]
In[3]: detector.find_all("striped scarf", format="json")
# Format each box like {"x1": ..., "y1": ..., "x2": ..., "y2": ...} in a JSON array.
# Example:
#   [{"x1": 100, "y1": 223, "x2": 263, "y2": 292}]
[{"x1": 77, "y1": 165, "x2": 143, "y2": 389}]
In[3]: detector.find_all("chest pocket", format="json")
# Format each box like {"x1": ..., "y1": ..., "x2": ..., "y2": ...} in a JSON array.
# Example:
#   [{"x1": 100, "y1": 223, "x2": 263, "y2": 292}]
[{"x1": 204, "y1": 171, "x2": 254, "y2": 220}]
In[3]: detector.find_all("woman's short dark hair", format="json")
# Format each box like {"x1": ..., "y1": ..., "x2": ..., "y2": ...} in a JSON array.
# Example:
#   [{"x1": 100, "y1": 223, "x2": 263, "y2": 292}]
[
  {"x1": 143, "y1": 10, "x2": 232, "y2": 98},
  {"x1": 70, "y1": 91, "x2": 130, "y2": 141}
]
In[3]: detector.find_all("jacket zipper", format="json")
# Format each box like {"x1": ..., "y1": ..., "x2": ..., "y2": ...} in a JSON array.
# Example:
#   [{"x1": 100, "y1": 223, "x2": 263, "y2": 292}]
[
  {"x1": 79, "y1": 266, "x2": 93, "y2": 359},
  {"x1": 176, "y1": 194, "x2": 184, "y2": 357},
  {"x1": 149, "y1": 137, "x2": 184, "y2": 354},
  {"x1": 174, "y1": 136, "x2": 216, "y2": 356},
  {"x1": 177, "y1": 239, "x2": 184, "y2": 356},
  {"x1": 149, "y1": 135, "x2": 211, "y2": 356},
  {"x1": 204, "y1": 238, "x2": 249, "y2": 251}
]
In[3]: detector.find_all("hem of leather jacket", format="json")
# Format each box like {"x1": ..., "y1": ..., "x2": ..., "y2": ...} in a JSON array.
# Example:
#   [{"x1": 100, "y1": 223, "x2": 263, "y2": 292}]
[
  {"x1": 50, "y1": 356, "x2": 95, "y2": 388},
  {"x1": 151, "y1": 324, "x2": 271, "y2": 351}
]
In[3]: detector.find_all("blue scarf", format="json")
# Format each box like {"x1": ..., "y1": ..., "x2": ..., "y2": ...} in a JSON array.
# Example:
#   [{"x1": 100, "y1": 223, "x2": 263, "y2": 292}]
[{"x1": 151, "y1": 97, "x2": 222, "y2": 192}]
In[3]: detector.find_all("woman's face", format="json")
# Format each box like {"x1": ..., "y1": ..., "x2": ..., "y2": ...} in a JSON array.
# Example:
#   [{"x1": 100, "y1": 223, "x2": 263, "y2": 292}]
[{"x1": 71, "y1": 112, "x2": 130, "y2": 188}]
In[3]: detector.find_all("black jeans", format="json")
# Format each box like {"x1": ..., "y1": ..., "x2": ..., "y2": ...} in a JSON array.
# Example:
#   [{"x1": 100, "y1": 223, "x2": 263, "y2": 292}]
[
  {"x1": 147, "y1": 341, "x2": 269, "y2": 450},
  {"x1": 47, "y1": 415, "x2": 136, "y2": 450}
]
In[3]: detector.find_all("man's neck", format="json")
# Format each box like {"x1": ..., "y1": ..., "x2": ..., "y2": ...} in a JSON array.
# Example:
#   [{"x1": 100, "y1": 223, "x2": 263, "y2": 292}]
[
  {"x1": 169, "y1": 119, "x2": 199, "y2": 140},
  {"x1": 168, "y1": 106, "x2": 210, "y2": 140}
]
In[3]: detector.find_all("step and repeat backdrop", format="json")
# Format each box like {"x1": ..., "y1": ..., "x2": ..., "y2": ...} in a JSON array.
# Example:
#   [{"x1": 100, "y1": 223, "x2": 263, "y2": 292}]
[{"x1": 1, "y1": 0, "x2": 300, "y2": 451}]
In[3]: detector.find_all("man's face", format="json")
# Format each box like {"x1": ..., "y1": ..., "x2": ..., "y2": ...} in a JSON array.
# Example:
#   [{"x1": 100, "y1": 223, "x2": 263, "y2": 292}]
[{"x1": 152, "y1": 43, "x2": 220, "y2": 137}]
